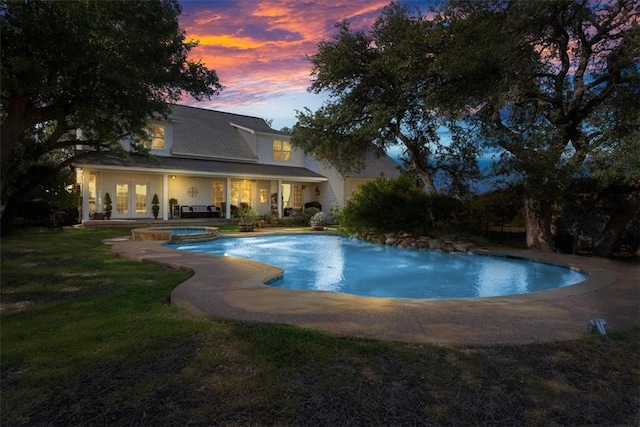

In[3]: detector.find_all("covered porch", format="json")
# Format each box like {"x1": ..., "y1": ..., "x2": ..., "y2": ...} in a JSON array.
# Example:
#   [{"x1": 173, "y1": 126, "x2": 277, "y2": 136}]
[{"x1": 74, "y1": 152, "x2": 328, "y2": 222}]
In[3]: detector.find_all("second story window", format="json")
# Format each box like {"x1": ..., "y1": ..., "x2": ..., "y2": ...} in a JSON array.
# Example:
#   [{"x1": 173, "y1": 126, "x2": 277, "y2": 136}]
[
  {"x1": 139, "y1": 124, "x2": 165, "y2": 150},
  {"x1": 148, "y1": 124, "x2": 165, "y2": 150},
  {"x1": 272, "y1": 140, "x2": 291, "y2": 161}
]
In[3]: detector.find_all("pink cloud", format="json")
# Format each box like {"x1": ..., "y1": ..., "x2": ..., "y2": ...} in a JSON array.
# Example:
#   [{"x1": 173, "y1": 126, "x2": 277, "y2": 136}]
[{"x1": 179, "y1": 0, "x2": 390, "y2": 110}]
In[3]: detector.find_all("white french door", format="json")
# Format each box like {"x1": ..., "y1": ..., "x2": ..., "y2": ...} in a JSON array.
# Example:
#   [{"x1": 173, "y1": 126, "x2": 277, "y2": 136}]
[
  {"x1": 115, "y1": 182, "x2": 150, "y2": 218},
  {"x1": 230, "y1": 180, "x2": 253, "y2": 209}
]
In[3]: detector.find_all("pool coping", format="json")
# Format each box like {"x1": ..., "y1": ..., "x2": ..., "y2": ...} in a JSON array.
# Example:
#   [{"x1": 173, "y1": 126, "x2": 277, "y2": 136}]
[{"x1": 106, "y1": 231, "x2": 640, "y2": 345}]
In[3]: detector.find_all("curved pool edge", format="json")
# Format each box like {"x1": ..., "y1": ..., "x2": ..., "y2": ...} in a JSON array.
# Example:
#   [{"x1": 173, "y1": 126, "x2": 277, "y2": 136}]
[
  {"x1": 469, "y1": 248, "x2": 614, "y2": 302},
  {"x1": 105, "y1": 235, "x2": 640, "y2": 345}
]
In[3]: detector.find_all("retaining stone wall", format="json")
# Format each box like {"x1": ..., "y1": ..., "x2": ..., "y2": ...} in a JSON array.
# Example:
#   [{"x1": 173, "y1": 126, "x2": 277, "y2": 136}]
[{"x1": 354, "y1": 231, "x2": 475, "y2": 253}]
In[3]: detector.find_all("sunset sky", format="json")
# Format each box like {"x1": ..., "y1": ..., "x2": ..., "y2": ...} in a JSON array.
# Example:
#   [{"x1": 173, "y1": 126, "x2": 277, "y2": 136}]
[{"x1": 178, "y1": 0, "x2": 432, "y2": 130}]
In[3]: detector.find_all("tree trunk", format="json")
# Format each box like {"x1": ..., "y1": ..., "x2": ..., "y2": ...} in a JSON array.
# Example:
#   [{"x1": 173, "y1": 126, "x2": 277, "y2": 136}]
[
  {"x1": 523, "y1": 198, "x2": 554, "y2": 252},
  {"x1": 416, "y1": 168, "x2": 437, "y2": 194},
  {"x1": 397, "y1": 133, "x2": 438, "y2": 194},
  {"x1": 592, "y1": 191, "x2": 640, "y2": 257},
  {"x1": 568, "y1": 194, "x2": 600, "y2": 254}
]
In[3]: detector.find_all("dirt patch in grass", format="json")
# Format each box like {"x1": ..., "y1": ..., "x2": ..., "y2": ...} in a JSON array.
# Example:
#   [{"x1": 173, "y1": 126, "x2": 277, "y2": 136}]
[
  {"x1": 0, "y1": 280, "x2": 115, "y2": 307},
  {"x1": 0, "y1": 300, "x2": 33, "y2": 314},
  {"x1": 0, "y1": 249, "x2": 37, "y2": 261}
]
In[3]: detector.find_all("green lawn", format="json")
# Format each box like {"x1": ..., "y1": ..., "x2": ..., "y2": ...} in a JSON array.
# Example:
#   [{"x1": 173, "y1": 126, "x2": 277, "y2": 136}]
[{"x1": 1, "y1": 227, "x2": 638, "y2": 426}]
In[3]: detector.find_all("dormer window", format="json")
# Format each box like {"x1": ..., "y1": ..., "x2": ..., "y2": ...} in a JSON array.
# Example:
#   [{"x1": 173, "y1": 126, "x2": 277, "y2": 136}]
[
  {"x1": 148, "y1": 124, "x2": 165, "y2": 150},
  {"x1": 138, "y1": 124, "x2": 165, "y2": 150},
  {"x1": 273, "y1": 140, "x2": 291, "y2": 161}
]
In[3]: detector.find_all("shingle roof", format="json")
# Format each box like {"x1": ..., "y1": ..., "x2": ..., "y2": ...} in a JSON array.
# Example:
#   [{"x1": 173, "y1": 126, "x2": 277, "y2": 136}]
[
  {"x1": 74, "y1": 151, "x2": 327, "y2": 182},
  {"x1": 75, "y1": 104, "x2": 396, "y2": 183},
  {"x1": 169, "y1": 104, "x2": 287, "y2": 160}
]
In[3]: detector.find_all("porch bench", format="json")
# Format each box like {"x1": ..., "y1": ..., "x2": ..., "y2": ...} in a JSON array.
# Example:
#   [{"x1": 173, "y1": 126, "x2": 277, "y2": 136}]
[
  {"x1": 207, "y1": 205, "x2": 221, "y2": 218},
  {"x1": 180, "y1": 205, "x2": 221, "y2": 218}
]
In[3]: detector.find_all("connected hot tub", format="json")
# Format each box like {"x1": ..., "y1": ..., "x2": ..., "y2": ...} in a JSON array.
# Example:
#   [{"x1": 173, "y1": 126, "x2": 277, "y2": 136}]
[{"x1": 131, "y1": 226, "x2": 220, "y2": 243}]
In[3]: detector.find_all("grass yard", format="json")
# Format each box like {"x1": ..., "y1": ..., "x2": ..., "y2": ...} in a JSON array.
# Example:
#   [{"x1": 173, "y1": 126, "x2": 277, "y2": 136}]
[{"x1": 1, "y1": 226, "x2": 639, "y2": 426}]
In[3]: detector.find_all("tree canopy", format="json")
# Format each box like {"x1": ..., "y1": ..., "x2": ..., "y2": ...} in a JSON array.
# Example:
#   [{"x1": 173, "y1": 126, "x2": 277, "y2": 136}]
[
  {"x1": 0, "y1": 0, "x2": 222, "y2": 232},
  {"x1": 291, "y1": 3, "x2": 481, "y2": 195},
  {"x1": 433, "y1": 0, "x2": 640, "y2": 251},
  {"x1": 293, "y1": 0, "x2": 639, "y2": 253}
]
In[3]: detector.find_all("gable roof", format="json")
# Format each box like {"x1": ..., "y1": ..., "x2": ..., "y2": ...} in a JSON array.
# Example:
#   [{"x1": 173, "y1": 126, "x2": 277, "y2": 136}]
[{"x1": 169, "y1": 104, "x2": 287, "y2": 161}]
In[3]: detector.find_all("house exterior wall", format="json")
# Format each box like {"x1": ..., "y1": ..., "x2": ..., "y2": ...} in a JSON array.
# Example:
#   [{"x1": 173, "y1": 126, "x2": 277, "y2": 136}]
[
  {"x1": 255, "y1": 179, "x2": 271, "y2": 215},
  {"x1": 254, "y1": 134, "x2": 272, "y2": 164},
  {"x1": 82, "y1": 170, "x2": 165, "y2": 219},
  {"x1": 304, "y1": 156, "x2": 345, "y2": 211},
  {"x1": 344, "y1": 178, "x2": 370, "y2": 203},
  {"x1": 254, "y1": 133, "x2": 306, "y2": 167},
  {"x1": 171, "y1": 176, "x2": 214, "y2": 208}
]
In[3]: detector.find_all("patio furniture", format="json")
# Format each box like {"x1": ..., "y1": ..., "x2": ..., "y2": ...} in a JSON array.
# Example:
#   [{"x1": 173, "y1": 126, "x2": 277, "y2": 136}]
[{"x1": 180, "y1": 205, "x2": 221, "y2": 218}]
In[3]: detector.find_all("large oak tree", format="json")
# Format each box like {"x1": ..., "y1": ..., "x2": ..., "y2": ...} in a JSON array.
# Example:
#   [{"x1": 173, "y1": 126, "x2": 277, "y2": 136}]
[
  {"x1": 0, "y1": 0, "x2": 222, "y2": 233},
  {"x1": 291, "y1": 3, "x2": 480, "y2": 195},
  {"x1": 432, "y1": 0, "x2": 640, "y2": 252},
  {"x1": 294, "y1": 0, "x2": 639, "y2": 253}
]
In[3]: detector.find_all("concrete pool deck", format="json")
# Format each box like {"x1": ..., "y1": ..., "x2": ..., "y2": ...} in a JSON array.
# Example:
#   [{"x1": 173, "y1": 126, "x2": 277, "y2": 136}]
[{"x1": 106, "y1": 232, "x2": 639, "y2": 345}]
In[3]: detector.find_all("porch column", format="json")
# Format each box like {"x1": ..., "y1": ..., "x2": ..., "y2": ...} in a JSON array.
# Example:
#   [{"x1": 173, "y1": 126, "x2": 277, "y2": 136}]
[
  {"x1": 96, "y1": 177, "x2": 102, "y2": 220},
  {"x1": 162, "y1": 174, "x2": 169, "y2": 220},
  {"x1": 79, "y1": 168, "x2": 89, "y2": 221},
  {"x1": 225, "y1": 177, "x2": 232, "y2": 219},
  {"x1": 277, "y1": 179, "x2": 282, "y2": 217}
]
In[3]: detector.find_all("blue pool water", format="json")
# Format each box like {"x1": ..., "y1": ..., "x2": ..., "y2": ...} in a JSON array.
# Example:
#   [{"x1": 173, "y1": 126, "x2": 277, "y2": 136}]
[{"x1": 166, "y1": 234, "x2": 589, "y2": 299}]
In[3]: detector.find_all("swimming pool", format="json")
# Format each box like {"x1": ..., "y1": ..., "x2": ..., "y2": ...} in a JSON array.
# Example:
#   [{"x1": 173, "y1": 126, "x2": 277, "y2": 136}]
[{"x1": 167, "y1": 234, "x2": 589, "y2": 299}]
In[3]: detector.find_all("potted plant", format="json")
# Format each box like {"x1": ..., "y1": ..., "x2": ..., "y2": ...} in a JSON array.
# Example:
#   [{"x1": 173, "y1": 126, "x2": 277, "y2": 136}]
[
  {"x1": 261, "y1": 213, "x2": 274, "y2": 227},
  {"x1": 238, "y1": 207, "x2": 257, "y2": 232},
  {"x1": 310, "y1": 211, "x2": 328, "y2": 231},
  {"x1": 152, "y1": 194, "x2": 160, "y2": 219},
  {"x1": 103, "y1": 193, "x2": 112, "y2": 219},
  {"x1": 169, "y1": 198, "x2": 178, "y2": 218}
]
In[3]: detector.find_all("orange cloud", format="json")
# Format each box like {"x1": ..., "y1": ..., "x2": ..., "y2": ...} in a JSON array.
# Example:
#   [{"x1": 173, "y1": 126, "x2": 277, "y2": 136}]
[
  {"x1": 179, "y1": 0, "x2": 426, "y2": 127},
  {"x1": 188, "y1": 34, "x2": 278, "y2": 50},
  {"x1": 251, "y1": 3, "x2": 292, "y2": 18}
]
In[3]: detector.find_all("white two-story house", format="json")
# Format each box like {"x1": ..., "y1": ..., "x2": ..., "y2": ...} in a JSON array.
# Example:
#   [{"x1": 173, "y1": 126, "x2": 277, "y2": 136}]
[{"x1": 73, "y1": 104, "x2": 400, "y2": 221}]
